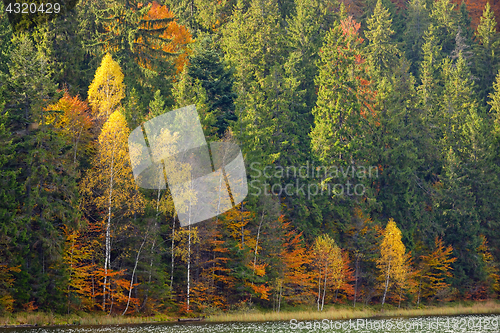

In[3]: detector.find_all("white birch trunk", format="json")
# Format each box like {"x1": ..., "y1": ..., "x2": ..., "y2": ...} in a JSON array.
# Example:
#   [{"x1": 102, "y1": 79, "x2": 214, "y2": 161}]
[
  {"x1": 381, "y1": 260, "x2": 391, "y2": 307},
  {"x1": 187, "y1": 224, "x2": 191, "y2": 311},
  {"x1": 103, "y1": 137, "x2": 116, "y2": 312},
  {"x1": 123, "y1": 231, "x2": 147, "y2": 315}
]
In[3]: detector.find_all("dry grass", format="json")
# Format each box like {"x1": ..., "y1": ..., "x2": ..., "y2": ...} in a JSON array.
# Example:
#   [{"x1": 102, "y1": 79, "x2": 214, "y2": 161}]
[
  {"x1": 0, "y1": 312, "x2": 175, "y2": 328},
  {"x1": 2, "y1": 301, "x2": 500, "y2": 327},
  {"x1": 207, "y1": 301, "x2": 500, "y2": 323}
]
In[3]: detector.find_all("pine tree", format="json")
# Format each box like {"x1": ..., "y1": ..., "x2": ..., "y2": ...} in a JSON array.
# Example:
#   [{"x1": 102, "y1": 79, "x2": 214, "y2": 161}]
[
  {"x1": 0, "y1": 2, "x2": 12, "y2": 77},
  {"x1": 429, "y1": 0, "x2": 458, "y2": 56},
  {"x1": 435, "y1": 147, "x2": 484, "y2": 290}
]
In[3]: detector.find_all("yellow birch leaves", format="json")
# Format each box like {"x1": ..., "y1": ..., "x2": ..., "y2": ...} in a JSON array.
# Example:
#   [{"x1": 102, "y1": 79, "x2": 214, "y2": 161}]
[
  {"x1": 81, "y1": 110, "x2": 143, "y2": 215},
  {"x1": 377, "y1": 218, "x2": 408, "y2": 300},
  {"x1": 88, "y1": 53, "x2": 125, "y2": 120}
]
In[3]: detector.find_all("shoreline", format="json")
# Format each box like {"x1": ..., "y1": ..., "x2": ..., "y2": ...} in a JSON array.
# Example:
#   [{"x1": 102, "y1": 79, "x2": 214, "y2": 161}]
[{"x1": 1, "y1": 301, "x2": 500, "y2": 328}]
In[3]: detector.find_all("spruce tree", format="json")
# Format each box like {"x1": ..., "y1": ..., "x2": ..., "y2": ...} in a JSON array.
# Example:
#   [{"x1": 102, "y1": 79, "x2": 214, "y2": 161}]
[
  {"x1": 364, "y1": 0, "x2": 400, "y2": 80},
  {"x1": 186, "y1": 36, "x2": 236, "y2": 136},
  {"x1": 473, "y1": 2, "x2": 500, "y2": 109},
  {"x1": 403, "y1": 0, "x2": 431, "y2": 75},
  {"x1": 6, "y1": 33, "x2": 59, "y2": 130}
]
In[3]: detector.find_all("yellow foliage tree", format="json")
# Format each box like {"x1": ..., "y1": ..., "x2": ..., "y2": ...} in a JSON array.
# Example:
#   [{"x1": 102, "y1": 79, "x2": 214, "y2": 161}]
[
  {"x1": 312, "y1": 234, "x2": 343, "y2": 311},
  {"x1": 62, "y1": 225, "x2": 98, "y2": 311},
  {"x1": 88, "y1": 53, "x2": 125, "y2": 121},
  {"x1": 477, "y1": 235, "x2": 500, "y2": 297},
  {"x1": 377, "y1": 218, "x2": 407, "y2": 306},
  {"x1": 80, "y1": 110, "x2": 144, "y2": 312}
]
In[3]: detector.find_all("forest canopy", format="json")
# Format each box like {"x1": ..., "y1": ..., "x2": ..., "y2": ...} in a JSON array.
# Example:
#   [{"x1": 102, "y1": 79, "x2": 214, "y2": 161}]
[{"x1": 1, "y1": 0, "x2": 500, "y2": 315}]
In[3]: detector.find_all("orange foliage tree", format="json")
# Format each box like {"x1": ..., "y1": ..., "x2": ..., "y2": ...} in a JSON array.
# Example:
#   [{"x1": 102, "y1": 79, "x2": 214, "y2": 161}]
[
  {"x1": 141, "y1": 1, "x2": 193, "y2": 73},
  {"x1": 416, "y1": 237, "x2": 456, "y2": 304},
  {"x1": 45, "y1": 91, "x2": 93, "y2": 164},
  {"x1": 279, "y1": 222, "x2": 314, "y2": 305}
]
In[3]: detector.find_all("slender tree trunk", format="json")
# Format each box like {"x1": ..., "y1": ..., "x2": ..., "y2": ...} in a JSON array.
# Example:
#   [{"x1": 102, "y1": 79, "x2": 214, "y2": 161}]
[
  {"x1": 170, "y1": 216, "x2": 175, "y2": 295},
  {"x1": 278, "y1": 283, "x2": 282, "y2": 313},
  {"x1": 317, "y1": 266, "x2": 321, "y2": 311},
  {"x1": 353, "y1": 256, "x2": 360, "y2": 307},
  {"x1": 253, "y1": 211, "x2": 265, "y2": 269},
  {"x1": 398, "y1": 288, "x2": 402, "y2": 309},
  {"x1": 321, "y1": 263, "x2": 328, "y2": 311},
  {"x1": 417, "y1": 275, "x2": 422, "y2": 306},
  {"x1": 123, "y1": 231, "x2": 147, "y2": 315},
  {"x1": 187, "y1": 224, "x2": 191, "y2": 311},
  {"x1": 103, "y1": 139, "x2": 116, "y2": 312},
  {"x1": 381, "y1": 261, "x2": 391, "y2": 307}
]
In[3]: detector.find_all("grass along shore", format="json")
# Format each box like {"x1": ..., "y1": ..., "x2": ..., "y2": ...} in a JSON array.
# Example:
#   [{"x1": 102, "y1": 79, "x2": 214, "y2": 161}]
[
  {"x1": 0, "y1": 312, "x2": 175, "y2": 328},
  {"x1": 2, "y1": 301, "x2": 500, "y2": 327},
  {"x1": 207, "y1": 301, "x2": 500, "y2": 323}
]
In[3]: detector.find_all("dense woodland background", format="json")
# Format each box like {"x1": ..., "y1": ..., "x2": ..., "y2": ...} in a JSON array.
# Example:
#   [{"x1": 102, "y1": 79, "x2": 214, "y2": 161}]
[{"x1": 1, "y1": 0, "x2": 500, "y2": 316}]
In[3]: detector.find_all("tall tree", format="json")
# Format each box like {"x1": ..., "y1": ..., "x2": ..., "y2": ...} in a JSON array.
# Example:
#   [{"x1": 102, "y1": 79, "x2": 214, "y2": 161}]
[
  {"x1": 80, "y1": 110, "x2": 144, "y2": 311},
  {"x1": 365, "y1": 0, "x2": 400, "y2": 80},
  {"x1": 87, "y1": 53, "x2": 125, "y2": 121},
  {"x1": 377, "y1": 218, "x2": 407, "y2": 306},
  {"x1": 473, "y1": 2, "x2": 500, "y2": 109},
  {"x1": 310, "y1": 16, "x2": 373, "y2": 166},
  {"x1": 403, "y1": 0, "x2": 431, "y2": 74}
]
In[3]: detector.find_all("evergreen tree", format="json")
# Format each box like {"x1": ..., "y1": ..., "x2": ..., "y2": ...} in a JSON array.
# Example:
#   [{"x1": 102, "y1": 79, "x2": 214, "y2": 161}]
[
  {"x1": 435, "y1": 147, "x2": 484, "y2": 290},
  {"x1": 429, "y1": 0, "x2": 458, "y2": 56},
  {"x1": 365, "y1": 0, "x2": 400, "y2": 80},
  {"x1": 6, "y1": 33, "x2": 59, "y2": 130},
  {"x1": 88, "y1": 0, "x2": 180, "y2": 108},
  {"x1": 403, "y1": 0, "x2": 431, "y2": 75},
  {"x1": 370, "y1": 58, "x2": 430, "y2": 250},
  {"x1": 185, "y1": 36, "x2": 237, "y2": 136},
  {"x1": 310, "y1": 16, "x2": 370, "y2": 166},
  {"x1": 0, "y1": 2, "x2": 12, "y2": 77},
  {"x1": 473, "y1": 2, "x2": 500, "y2": 109}
]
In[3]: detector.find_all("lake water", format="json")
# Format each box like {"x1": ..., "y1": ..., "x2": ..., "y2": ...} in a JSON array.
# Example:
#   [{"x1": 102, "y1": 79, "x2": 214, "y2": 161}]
[{"x1": 1, "y1": 315, "x2": 499, "y2": 333}]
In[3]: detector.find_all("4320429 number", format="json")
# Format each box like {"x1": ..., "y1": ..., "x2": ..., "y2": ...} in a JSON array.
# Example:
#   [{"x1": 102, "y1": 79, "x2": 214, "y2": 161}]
[{"x1": 5, "y1": 2, "x2": 61, "y2": 14}]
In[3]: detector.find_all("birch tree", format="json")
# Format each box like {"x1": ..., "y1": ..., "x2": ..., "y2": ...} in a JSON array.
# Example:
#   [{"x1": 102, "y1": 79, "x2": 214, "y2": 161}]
[
  {"x1": 80, "y1": 110, "x2": 144, "y2": 312},
  {"x1": 377, "y1": 218, "x2": 406, "y2": 307},
  {"x1": 313, "y1": 234, "x2": 343, "y2": 311}
]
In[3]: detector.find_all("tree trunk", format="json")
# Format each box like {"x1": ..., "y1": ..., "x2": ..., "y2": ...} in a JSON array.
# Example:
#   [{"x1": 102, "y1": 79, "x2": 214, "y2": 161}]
[
  {"x1": 278, "y1": 282, "x2": 282, "y2": 313},
  {"x1": 170, "y1": 216, "x2": 175, "y2": 295},
  {"x1": 123, "y1": 230, "x2": 147, "y2": 315},
  {"x1": 187, "y1": 224, "x2": 191, "y2": 311},
  {"x1": 353, "y1": 256, "x2": 360, "y2": 307},
  {"x1": 381, "y1": 260, "x2": 391, "y2": 307},
  {"x1": 253, "y1": 211, "x2": 265, "y2": 270},
  {"x1": 317, "y1": 266, "x2": 321, "y2": 311},
  {"x1": 321, "y1": 263, "x2": 328, "y2": 311},
  {"x1": 103, "y1": 139, "x2": 116, "y2": 312}
]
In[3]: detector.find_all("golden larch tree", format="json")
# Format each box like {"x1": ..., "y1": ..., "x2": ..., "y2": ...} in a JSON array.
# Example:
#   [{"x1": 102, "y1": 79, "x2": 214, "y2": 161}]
[{"x1": 88, "y1": 53, "x2": 125, "y2": 121}]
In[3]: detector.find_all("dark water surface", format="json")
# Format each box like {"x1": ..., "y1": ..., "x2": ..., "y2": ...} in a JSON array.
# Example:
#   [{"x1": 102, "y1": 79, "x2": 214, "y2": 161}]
[{"x1": 1, "y1": 315, "x2": 500, "y2": 333}]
